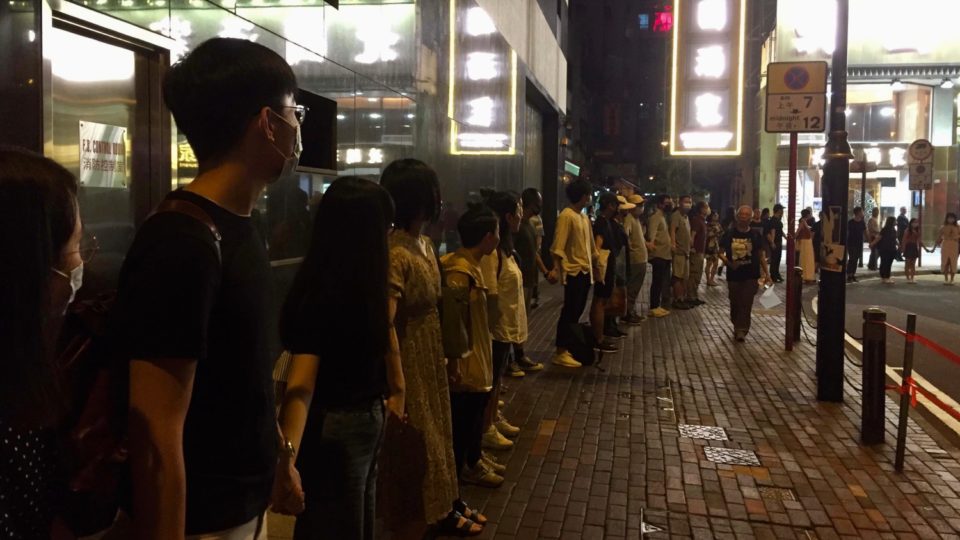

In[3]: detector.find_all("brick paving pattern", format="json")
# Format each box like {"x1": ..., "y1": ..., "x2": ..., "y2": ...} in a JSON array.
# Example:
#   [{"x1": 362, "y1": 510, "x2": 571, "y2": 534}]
[{"x1": 271, "y1": 280, "x2": 960, "y2": 539}]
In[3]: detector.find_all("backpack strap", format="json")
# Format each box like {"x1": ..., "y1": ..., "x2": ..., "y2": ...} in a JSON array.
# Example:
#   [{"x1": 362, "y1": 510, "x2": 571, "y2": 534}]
[{"x1": 153, "y1": 198, "x2": 222, "y2": 263}]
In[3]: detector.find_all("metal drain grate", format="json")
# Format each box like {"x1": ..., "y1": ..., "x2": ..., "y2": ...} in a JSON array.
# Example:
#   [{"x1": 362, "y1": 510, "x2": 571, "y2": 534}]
[
  {"x1": 758, "y1": 485, "x2": 797, "y2": 502},
  {"x1": 678, "y1": 424, "x2": 729, "y2": 441},
  {"x1": 704, "y1": 447, "x2": 761, "y2": 466}
]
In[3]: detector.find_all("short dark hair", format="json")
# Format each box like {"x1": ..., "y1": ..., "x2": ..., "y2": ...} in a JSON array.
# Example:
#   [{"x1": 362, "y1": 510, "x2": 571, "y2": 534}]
[
  {"x1": 693, "y1": 201, "x2": 709, "y2": 214},
  {"x1": 380, "y1": 159, "x2": 441, "y2": 229},
  {"x1": 597, "y1": 191, "x2": 619, "y2": 210},
  {"x1": 484, "y1": 191, "x2": 520, "y2": 253},
  {"x1": 655, "y1": 193, "x2": 673, "y2": 205},
  {"x1": 521, "y1": 187, "x2": 541, "y2": 208},
  {"x1": 458, "y1": 203, "x2": 499, "y2": 248},
  {"x1": 678, "y1": 194, "x2": 692, "y2": 202},
  {"x1": 565, "y1": 179, "x2": 592, "y2": 204},
  {"x1": 163, "y1": 38, "x2": 298, "y2": 163},
  {"x1": 853, "y1": 206, "x2": 863, "y2": 214},
  {"x1": 801, "y1": 208, "x2": 812, "y2": 218},
  {"x1": 773, "y1": 204, "x2": 784, "y2": 213}
]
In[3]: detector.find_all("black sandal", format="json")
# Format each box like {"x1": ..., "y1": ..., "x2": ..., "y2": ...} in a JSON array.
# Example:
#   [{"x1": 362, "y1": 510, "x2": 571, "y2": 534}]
[
  {"x1": 437, "y1": 511, "x2": 483, "y2": 537},
  {"x1": 454, "y1": 499, "x2": 487, "y2": 525}
]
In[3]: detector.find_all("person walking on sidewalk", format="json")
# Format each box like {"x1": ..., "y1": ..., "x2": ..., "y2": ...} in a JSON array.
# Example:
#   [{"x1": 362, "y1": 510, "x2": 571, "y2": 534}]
[
  {"x1": 935, "y1": 213, "x2": 959, "y2": 285},
  {"x1": 765, "y1": 204, "x2": 785, "y2": 282},
  {"x1": 900, "y1": 218, "x2": 925, "y2": 284},
  {"x1": 872, "y1": 216, "x2": 899, "y2": 283},
  {"x1": 547, "y1": 179, "x2": 599, "y2": 368},
  {"x1": 897, "y1": 207, "x2": 909, "y2": 261},
  {"x1": 669, "y1": 195, "x2": 694, "y2": 310},
  {"x1": 623, "y1": 194, "x2": 648, "y2": 324},
  {"x1": 687, "y1": 201, "x2": 709, "y2": 305},
  {"x1": 646, "y1": 194, "x2": 673, "y2": 317},
  {"x1": 846, "y1": 207, "x2": 866, "y2": 283},
  {"x1": 867, "y1": 207, "x2": 880, "y2": 270},
  {"x1": 719, "y1": 206, "x2": 773, "y2": 342},
  {"x1": 514, "y1": 188, "x2": 549, "y2": 371}
]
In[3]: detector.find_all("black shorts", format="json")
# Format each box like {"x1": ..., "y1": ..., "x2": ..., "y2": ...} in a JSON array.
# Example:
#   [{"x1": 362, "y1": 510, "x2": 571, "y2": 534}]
[{"x1": 594, "y1": 264, "x2": 615, "y2": 299}]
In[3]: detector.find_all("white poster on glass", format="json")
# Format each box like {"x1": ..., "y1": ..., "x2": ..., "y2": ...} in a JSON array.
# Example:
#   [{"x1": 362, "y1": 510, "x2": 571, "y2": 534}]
[{"x1": 79, "y1": 121, "x2": 127, "y2": 188}]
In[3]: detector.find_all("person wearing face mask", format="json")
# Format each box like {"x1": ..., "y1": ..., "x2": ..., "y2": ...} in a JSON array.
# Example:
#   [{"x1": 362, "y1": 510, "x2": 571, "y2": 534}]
[
  {"x1": 110, "y1": 39, "x2": 302, "y2": 538},
  {"x1": 646, "y1": 194, "x2": 674, "y2": 317},
  {"x1": 0, "y1": 147, "x2": 87, "y2": 538},
  {"x1": 719, "y1": 206, "x2": 773, "y2": 342},
  {"x1": 934, "y1": 213, "x2": 959, "y2": 285}
]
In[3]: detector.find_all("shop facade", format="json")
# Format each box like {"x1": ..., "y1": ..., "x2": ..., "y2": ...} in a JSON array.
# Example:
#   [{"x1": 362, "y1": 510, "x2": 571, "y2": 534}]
[{"x1": 757, "y1": 0, "x2": 960, "y2": 244}]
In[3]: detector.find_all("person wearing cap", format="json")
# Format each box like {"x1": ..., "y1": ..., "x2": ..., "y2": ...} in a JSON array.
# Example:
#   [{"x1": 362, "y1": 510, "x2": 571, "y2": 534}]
[
  {"x1": 687, "y1": 200, "x2": 710, "y2": 306},
  {"x1": 589, "y1": 191, "x2": 625, "y2": 353},
  {"x1": 621, "y1": 194, "x2": 647, "y2": 324}
]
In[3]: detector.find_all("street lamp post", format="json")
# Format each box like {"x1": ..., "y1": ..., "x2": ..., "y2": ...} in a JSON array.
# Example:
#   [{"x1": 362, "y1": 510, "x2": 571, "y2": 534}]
[{"x1": 816, "y1": 0, "x2": 853, "y2": 403}]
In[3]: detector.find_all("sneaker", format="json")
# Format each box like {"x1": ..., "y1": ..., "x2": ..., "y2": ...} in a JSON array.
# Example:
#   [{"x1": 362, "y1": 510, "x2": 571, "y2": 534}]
[
  {"x1": 482, "y1": 425, "x2": 514, "y2": 450},
  {"x1": 552, "y1": 352, "x2": 582, "y2": 368},
  {"x1": 734, "y1": 329, "x2": 747, "y2": 342},
  {"x1": 594, "y1": 341, "x2": 618, "y2": 353},
  {"x1": 649, "y1": 307, "x2": 670, "y2": 318},
  {"x1": 624, "y1": 314, "x2": 645, "y2": 325},
  {"x1": 516, "y1": 356, "x2": 544, "y2": 372},
  {"x1": 505, "y1": 361, "x2": 526, "y2": 378},
  {"x1": 604, "y1": 328, "x2": 627, "y2": 340},
  {"x1": 498, "y1": 400, "x2": 505, "y2": 409},
  {"x1": 496, "y1": 415, "x2": 520, "y2": 438},
  {"x1": 481, "y1": 453, "x2": 507, "y2": 474},
  {"x1": 462, "y1": 461, "x2": 504, "y2": 488}
]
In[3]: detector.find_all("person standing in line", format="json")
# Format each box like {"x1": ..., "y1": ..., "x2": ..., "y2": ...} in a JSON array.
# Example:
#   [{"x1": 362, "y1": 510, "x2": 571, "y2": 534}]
[
  {"x1": 274, "y1": 178, "x2": 397, "y2": 540},
  {"x1": 0, "y1": 148, "x2": 88, "y2": 538},
  {"x1": 669, "y1": 195, "x2": 694, "y2": 310},
  {"x1": 872, "y1": 216, "x2": 899, "y2": 283},
  {"x1": 797, "y1": 209, "x2": 816, "y2": 284},
  {"x1": 705, "y1": 212, "x2": 722, "y2": 286},
  {"x1": 900, "y1": 218, "x2": 925, "y2": 284},
  {"x1": 646, "y1": 194, "x2": 674, "y2": 318},
  {"x1": 622, "y1": 194, "x2": 648, "y2": 324},
  {"x1": 934, "y1": 212, "x2": 959, "y2": 285},
  {"x1": 687, "y1": 200, "x2": 709, "y2": 306},
  {"x1": 528, "y1": 211, "x2": 546, "y2": 308},
  {"x1": 719, "y1": 206, "x2": 773, "y2": 342},
  {"x1": 547, "y1": 179, "x2": 599, "y2": 368},
  {"x1": 765, "y1": 204, "x2": 785, "y2": 283},
  {"x1": 441, "y1": 205, "x2": 503, "y2": 488},
  {"x1": 589, "y1": 192, "x2": 624, "y2": 352},
  {"x1": 846, "y1": 207, "x2": 867, "y2": 283},
  {"x1": 513, "y1": 188, "x2": 549, "y2": 372},
  {"x1": 375, "y1": 159, "x2": 484, "y2": 539},
  {"x1": 114, "y1": 38, "x2": 301, "y2": 539},
  {"x1": 896, "y1": 207, "x2": 909, "y2": 261},
  {"x1": 867, "y1": 207, "x2": 881, "y2": 270}
]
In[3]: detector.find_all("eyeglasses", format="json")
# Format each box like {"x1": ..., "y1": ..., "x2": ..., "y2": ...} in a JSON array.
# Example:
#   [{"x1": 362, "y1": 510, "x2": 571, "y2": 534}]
[
  {"x1": 277, "y1": 104, "x2": 309, "y2": 125},
  {"x1": 67, "y1": 233, "x2": 99, "y2": 263}
]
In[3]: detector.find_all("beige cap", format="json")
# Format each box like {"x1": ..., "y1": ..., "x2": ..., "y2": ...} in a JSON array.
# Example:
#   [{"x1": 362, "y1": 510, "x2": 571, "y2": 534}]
[
  {"x1": 619, "y1": 202, "x2": 636, "y2": 211},
  {"x1": 627, "y1": 194, "x2": 645, "y2": 204}
]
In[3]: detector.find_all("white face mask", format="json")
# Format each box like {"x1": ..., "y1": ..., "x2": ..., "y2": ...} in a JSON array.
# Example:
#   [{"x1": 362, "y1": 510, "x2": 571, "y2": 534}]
[
  {"x1": 52, "y1": 262, "x2": 83, "y2": 312},
  {"x1": 270, "y1": 111, "x2": 302, "y2": 179}
]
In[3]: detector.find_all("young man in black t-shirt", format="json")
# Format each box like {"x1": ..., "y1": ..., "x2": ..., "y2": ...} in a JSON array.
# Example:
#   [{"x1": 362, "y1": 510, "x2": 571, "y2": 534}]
[
  {"x1": 847, "y1": 207, "x2": 867, "y2": 282},
  {"x1": 590, "y1": 192, "x2": 623, "y2": 353},
  {"x1": 113, "y1": 39, "x2": 302, "y2": 538},
  {"x1": 765, "y1": 204, "x2": 785, "y2": 282},
  {"x1": 720, "y1": 206, "x2": 773, "y2": 342}
]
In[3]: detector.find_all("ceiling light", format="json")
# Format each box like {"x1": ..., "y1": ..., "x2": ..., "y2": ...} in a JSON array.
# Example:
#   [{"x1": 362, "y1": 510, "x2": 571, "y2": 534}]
[
  {"x1": 369, "y1": 113, "x2": 382, "y2": 119},
  {"x1": 879, "y1": 107, "x2": 895, "y2": 117},
  {"x1": 891, "y1": 79, "x2": 905, "y2": 91},
  {"x1": 941, "y1": 78, "x2": 955, "y2": 89}
]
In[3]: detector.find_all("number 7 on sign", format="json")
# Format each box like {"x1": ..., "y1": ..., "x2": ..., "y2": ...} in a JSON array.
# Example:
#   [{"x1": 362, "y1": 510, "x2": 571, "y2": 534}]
[{"x1": 804, "y1": 96, "x2": 813, "y2": 108}]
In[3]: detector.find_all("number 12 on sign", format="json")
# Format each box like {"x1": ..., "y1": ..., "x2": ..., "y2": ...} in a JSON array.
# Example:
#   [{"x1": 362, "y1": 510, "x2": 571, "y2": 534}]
[{"x1": 765, "y1": 94, "x2": 826, "y2": 134}]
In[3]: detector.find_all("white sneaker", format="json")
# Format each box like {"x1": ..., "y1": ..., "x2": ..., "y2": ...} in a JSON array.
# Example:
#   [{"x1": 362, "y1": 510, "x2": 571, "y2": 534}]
[
  {"x1": 482, "y1": 425, "x2": 514, "y2": 450},
  {"x1": 461, "y1": 461, "x2": 504, "y2": 488},
  {"x1": 552, "y1": 351, "x2": 582, "y2": 368},
  {"x1": 481, "y1": 453, "x2": 507, "y2": 474},
  {"x1": 496, "y1": 414, "x2": 520, "y2": 438}
]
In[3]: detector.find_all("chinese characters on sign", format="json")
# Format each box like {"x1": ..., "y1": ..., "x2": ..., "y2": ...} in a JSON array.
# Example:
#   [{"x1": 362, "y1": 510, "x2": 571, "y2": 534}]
[
  {"x1": 669, "y1": 0, "x2": 747, "y2": 156},
  {"x1": 79, "y1": 121, "x2": 127, "y2": 188},
  {"x1": 764, "y1": 62, "x2": 828, "y2": 133},
  {"x1": 449, "y1": 1, "x2": 517, "y2": 155}
]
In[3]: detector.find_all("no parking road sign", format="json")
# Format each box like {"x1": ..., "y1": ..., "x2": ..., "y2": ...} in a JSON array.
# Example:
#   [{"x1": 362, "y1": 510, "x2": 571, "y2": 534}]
[{"x1": 765, "y1": 61, "x2": 829, "y2": 134}]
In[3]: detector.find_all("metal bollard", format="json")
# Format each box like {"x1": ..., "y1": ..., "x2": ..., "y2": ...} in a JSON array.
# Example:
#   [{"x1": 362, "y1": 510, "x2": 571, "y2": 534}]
[
  {"x1": 861, "y1": 308, "x2": 887, "y2": 445},
  {"x1": 792, "y1": 266, "x2": 803, "y2": 343},
  {"x1": 894, "y1": 313, "x2": 918, "y2": 472}
]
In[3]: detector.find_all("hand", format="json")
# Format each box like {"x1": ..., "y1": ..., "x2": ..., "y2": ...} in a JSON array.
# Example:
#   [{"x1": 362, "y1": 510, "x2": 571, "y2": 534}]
[
  {"x1": 547, "y1": 269, "x2": 559, "y2": 284},
  {"x1": 763, "y1": 275, "x2": 773, "y2": 287},
  {"x1": 447, "y1": 360, "x2": 462, "y2": 386},
  {"x1": 385, "y1": 392, "x2": 407, "y2": 423},
  {"x1": 271, "y1": 458, "x2": 305, "y2": 516}
]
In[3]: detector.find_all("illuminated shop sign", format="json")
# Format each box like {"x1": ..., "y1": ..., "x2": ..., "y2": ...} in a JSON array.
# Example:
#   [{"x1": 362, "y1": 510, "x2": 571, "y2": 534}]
[
  {"x1": 808, "y1": 143, "x2": 910, "y2": 169},
  {"x1": 448, "y1": 1, "x2": 518, "y2": 155},
  {"x1": 669, "y1": 0, "x2": 746, "y2": 156}
]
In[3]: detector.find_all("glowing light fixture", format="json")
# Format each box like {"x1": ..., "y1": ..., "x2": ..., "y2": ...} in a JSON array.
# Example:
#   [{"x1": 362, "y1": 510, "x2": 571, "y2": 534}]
[
  {"x1": 218, "y1": 18, "x2": 259, "y2": 42},
  {"x1": 466, "y1": 52, "x2": 498, "y2": 80},
  {"x1": 369, "y1": 113, "x2": 382, "y2": 119},
  {"x1": 679, "y1": 131, "x2": 733, "y2": 149},
  {"x1": 285, "y1": 10, "x2": 326, "y2": 66},
  {"x1": 345, "y1": 148, "x2": 363, "y2": 164},
  {"x1": 694, "y1": 93, "x2": 724, "y2": 127},
  {"x1": 941, "y1": 78, "x2": 955, "y2": 89},
  {"x1": 864, "y1": 147, "x2": 882, "y2": 165},
  {"x1": 466, "y1": 7, "x2": 496, "y2": 36},
  {"x1": 148, "y1": 16, "x2": 192, "y2": 62},
  {"x1": 693, "y1": 45, "x2": 726, "y2": 78},
  {"x1": 697, "y1": 0, "x2": 727, "y2": 31},
  {"x1": 792, "y1": 0, "x2": 836, "y2": 54},
  {"x1": 879, "y1": 106, "x2": 895, "y2": 118},
  {"x1": 354, "y1": 18, "x2": 399, "y2": 64},
  {"x1": 891, "y1": 79, "x2": 905, "y2": 91},
  {"x1": 336, "y1": 114, "x2": 346, "y2": 120},
  {"x1": 466, "y1": 96, "x2": 495, "y2": 127},
  {"x1": 367, "y1": 148, "x2": 384, "y2": 164},
  {"x1": 889, "y1": 147, "x2": 907, "y2": 167}
]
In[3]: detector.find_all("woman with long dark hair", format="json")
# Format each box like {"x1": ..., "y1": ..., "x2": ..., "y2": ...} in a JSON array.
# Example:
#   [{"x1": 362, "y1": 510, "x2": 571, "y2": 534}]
[
  {"x1": 0, "y1": 147, "x2": 86, "y2": 537},
  {"x1": 273, "y1": 177, "x2": 398, "y2": 540},
  {"x1": 901, "y1": 218, "x2": 925, "y2": 283},
  {"x1": 872, "y1": 216, "x2": 900, "y2": 284},
  {"x1": 377, "y1": 159, "x2": 484, "y2": 538}
]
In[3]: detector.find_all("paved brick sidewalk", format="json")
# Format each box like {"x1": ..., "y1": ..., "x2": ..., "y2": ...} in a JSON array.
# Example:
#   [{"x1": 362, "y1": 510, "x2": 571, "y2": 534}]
[{"x1": 270, "y1": 279, "x2": 960, "y2": 539}]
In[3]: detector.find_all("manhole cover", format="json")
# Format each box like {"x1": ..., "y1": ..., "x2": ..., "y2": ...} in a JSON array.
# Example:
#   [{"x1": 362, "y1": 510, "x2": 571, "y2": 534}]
[
  {"x1": 679, "y1": 424, "x2": 728, "y2": 441},
  {"x1": 758, "y1": 486, "x2": 797, "y2": 501},
  {"x1": 704, "y1": 447, "x2": 761, "y2": 466}
]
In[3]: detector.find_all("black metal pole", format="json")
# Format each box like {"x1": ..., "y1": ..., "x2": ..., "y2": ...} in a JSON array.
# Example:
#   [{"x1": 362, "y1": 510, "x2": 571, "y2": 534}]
[
  {"x1": 817, "y1": 0, "x2": 852, "y2": 403},
  {"x1": 792, "y1": 267, "x2": 803, "y2": 344},
  {"x1": 895, "y1": 313, "x2": 918, "y2": 472},
  {"x1": 861, "y1": 308, "x2": 887, "y2": 445}
]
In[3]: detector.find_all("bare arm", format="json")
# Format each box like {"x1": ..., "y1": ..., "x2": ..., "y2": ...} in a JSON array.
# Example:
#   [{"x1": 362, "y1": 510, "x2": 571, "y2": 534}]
[
  {"x1": 129, "y1": 358, "x2": 196, "y2": 540},
  {"x1": 384, "y1": 296, "x2": 406, "y2": 419}
]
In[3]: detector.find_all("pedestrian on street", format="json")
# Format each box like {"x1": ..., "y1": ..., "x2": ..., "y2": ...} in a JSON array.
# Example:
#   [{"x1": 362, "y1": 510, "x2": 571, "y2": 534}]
[
  {"x1": 719, "y1": 206, "x2": 773, "y2": 342},
  {"x1": 897, "y1": 207, "x2": 909, "y2": 261},
  {"x1": 867, "y1": 207, "x2": 880, "y2": 270},
  {"x1": 623, "y1": 194, "x2": 648, "y2": 324},
  {"x1": 765, "y1": 204, "x2": 785, "y2": 283},
  {"x1": 797, "y1": 208, "x2": 816, "y2": 283},
  {"x1": 548, "y1": 179, "x2": 599, "y2": 368},
  {"x1": 687, "y1": 200, "x2": 709, "y2": 305},
  {"x1": 846, "y1": 207, "x2": 866, "y2": 283},
  {"x1": 669, "y1": 195, "x2": 694, "y2": 310},
  {"x1": 901, "y1": 218, "x2": 925, "y2": 284},
  {"x1": 590, "y1": 192, "x2": 625, "y2": 352},
  {"x1": 705, "y1": 212, "x2": 722, "y2": 286},
  {"x1": 645, "y1": 194, "x2": 674, "y2": 317},
  {"x1": 514, "y1": 188, "x2": 549, "y2": 371},
  {"x1": 935, "y1": 212, "x2": 959, "y2": 285},
  {"x1": 873, "y1": 216, "x2": 899, "y2": 283}
]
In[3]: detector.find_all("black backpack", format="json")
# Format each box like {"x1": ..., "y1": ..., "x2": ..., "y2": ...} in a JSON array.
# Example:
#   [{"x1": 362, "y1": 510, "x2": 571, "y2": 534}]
[{"x1": 567, "y1": 323, "x2": 598, "y2": 366}]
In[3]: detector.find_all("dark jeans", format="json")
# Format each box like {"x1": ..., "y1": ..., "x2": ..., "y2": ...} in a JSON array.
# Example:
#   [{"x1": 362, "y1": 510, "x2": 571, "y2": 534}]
[
  {"x1": 770, "y1": 247, "x2": 783, "y2": 279},
  {"x1": 879, "y1": 251, "x2": 896, "y2": 278},
  {"x1": 727, "y1": 280, "x2": 759, "y2": 333},
  {"x1": 847, "y1": 247, "x2": 863, "y2": 277},
  {"x1": 492, "y1": 340, "x2": 512, "y2": 389},
  {"x1": 294, "y1": 400, "x2": 384, "y2": 540},
  {"x1": 649, "y1": 258, "x2": 671, "y2": 309},
  {"x1": 868, "y1": 246, "x2": 879, "y2": 270},
  {"x1": 450, "y1": 391, "x2": 488, "y2": 474},
  {"x1": 556, "y1": 272, "x2": 591, "y2": 349}
]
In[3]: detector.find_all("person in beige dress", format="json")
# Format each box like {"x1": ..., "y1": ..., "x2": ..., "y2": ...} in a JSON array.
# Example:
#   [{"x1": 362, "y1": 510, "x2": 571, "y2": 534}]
[
  {"x1": 935, "y1": 212, "x2": 960, "y2": 285},
  {"x1": 378, "y1": 159, "x2": 484, "y2": 538}
]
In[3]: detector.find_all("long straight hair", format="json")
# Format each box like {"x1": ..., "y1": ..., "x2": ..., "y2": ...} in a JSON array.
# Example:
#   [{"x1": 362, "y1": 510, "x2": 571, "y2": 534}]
[
  {"x1": 484, "y1": 190, "x2": 520, "y2": 255},
  {"x1": 280, "y1": 177, "x2": 394, "y2": 363},
  {"x1": 0, "y1": 147, "x2": 78, "y2": 424}
]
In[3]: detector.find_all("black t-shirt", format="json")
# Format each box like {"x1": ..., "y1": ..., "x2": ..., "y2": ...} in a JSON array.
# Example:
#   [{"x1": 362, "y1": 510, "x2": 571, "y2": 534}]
[
  {"x1": 594, "y1": 215, "x2": 623, "y2": 259},
  {"x1": 848, "y1": 219, "x2": 866, "y2": 245},
  {"x1": 764, "y1": 217, "x2": 784, "y2": 248},
  {"x1": 720, "y1": 228, "x2": 765, "y2": 282},
  {"x1": 114, "y1": 190, "x2": 278, "y2": 534},
  {"x1": 515, "y1": 220, "x2": 539, "y2": 288}
]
